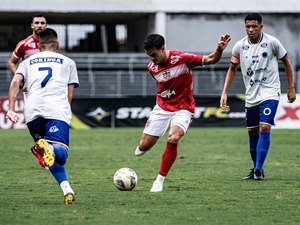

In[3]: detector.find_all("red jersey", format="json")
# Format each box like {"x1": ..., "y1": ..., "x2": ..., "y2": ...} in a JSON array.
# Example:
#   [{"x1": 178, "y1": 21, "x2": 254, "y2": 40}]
[
  {"x1": 13, "y1": 35, "x2": 39, "y2": 60},
  {"x1": 148, "y1": 50, "x2": 203, "y2": 113}
]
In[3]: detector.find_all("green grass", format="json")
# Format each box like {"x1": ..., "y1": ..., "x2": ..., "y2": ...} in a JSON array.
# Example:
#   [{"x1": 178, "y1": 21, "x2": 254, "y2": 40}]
[{"x1": 0, "y1": 128, "x2": 299, "y2": 225}]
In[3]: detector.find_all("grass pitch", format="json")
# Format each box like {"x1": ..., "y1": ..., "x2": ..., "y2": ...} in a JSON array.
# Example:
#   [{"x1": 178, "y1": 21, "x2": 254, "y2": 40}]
[{"x1": 0, "y1": 128, "x2": 299, "y2": 225}]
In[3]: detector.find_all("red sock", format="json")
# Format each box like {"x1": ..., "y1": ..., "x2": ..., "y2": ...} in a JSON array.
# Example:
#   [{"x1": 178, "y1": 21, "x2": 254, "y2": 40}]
[{"x1": 159, "y1": 142, "x2": 178, "y2": 176}]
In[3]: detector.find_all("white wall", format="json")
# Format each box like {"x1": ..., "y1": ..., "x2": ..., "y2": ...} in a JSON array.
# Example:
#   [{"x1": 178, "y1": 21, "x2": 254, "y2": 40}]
[{"x1": 165, "y1": 14, "x2": 300, "y2": 65}]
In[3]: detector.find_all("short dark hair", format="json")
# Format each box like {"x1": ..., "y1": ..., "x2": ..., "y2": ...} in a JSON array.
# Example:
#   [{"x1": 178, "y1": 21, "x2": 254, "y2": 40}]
[
  {"x1": 143, "y1": 34, "x2": 165, "y2": 50},
  {"x1": 31, "y1": 13, "x2": 47, "y2": 23},
  {"x1": 39, "y1": 28, "x2": 58, "y2": 44},
  {"x1": 244, "y1": 13, "x2": 262, "y2": 23}
]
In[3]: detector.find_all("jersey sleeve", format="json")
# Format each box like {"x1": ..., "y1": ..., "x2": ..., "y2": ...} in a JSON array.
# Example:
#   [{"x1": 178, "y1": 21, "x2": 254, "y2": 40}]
[
  {"x1": 13, "y1": 40, "x2": 26, "y2": 59},
  {"x1": 271, "y1": 37, "x2": 287, "y2": 60},
  {"x1": 68, "y1": 60, "x2": 79, "y2": 88},
  {"x1": 15, "y1": 61, "x2": 27, "y2": 79},
  {"x1": 184, "y1": 53, "x2": 203, "y2": 68},
  {"x1": 231, "y1": 42, "x2": 241, "y2": 64}
]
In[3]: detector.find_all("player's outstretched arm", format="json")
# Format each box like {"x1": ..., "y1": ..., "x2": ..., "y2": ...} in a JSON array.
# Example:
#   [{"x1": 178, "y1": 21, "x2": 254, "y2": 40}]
[{"x1": 203, "y1": 34, "x2": 231, "y2": 65}]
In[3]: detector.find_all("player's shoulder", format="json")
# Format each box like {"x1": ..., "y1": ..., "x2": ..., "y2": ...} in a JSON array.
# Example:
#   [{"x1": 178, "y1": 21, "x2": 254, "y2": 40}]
[
  {"x1": 171, "y1": 50, "x2": 199, "y2": 59},
  {"x1": 168, "y1": 50, "x2": 193, "y2": 64},
  {"x1": 170, "y1": 50, "x2": 193, "y2": 58},
  {"x1": 170, "y1": 50, "x2": 183, "y2": 55},
  {"x1": 231, "y1": 36, "x2": 248, "y2": 54}
]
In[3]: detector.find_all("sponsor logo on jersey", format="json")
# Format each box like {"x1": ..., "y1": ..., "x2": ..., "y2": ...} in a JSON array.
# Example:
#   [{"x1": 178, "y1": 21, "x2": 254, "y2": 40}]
[
  {"x1": 254, "y1": 67, "x2": 268, "y2": 74},
  {"x1": 158, "y1": 90, "x2": 176, "y2": 98},
  {"x1": 170, "y1": 56, "x2": 180, "y2": 64},
  {"x1": 262, "y1": 52, "x2": 268, "y2": 58},
  {"x1": 27, "y1": 42, "x2": 37, "y2": 49},
  {"x1": 242, "y1": 45, "x2": 250, "y2": 50},
  {"x1": 261, "y1": 43, "x2": 268, "y2": 48},
  {"x1": 247, "y1": 67, "x2": 268, "y2": 77},
  {"x1": 249, "y1": 77, "x2": 267, "y2": 87},
  {"x1": 162, "y1": 70, "x2": 171, "y2": 80},
  {"x1": 252, "y1": 55, "x2": 260, "y2": 63},
  {"x1": 30, "y1": 57, "x2": 64, "y2": 65},
  {"x1": 247, "y1": 68, "x2": 254, "y2": 76}
]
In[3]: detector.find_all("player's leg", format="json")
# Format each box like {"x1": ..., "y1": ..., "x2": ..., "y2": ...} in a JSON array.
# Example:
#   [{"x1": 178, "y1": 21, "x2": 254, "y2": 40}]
[
  {"x1": 135, "y1": 105, "x2": 169, "y2": 156},
  {"x1": 27, "y1": 118, "x2": 75, "y2": 203},
  {"x1": 46, "y1": 144, "x2": 74, "y2": 204},
  {"x1": 254, "y1": 100, "x2": 279, "y2": 180},
  {"x1": 244, "y1": 106, "x2": 260, "y2": 179},
  {"x1": 135, "y1": 133, "x2": 159, "y2": 156},
  {"x1": 43, "y1": 120, "x2": 75, "y2": 203},
  {"x1": 150, "y1": 110, "x2": 192, "y2": 192},
  {"x1": 27, "y1": 117, "x2": 52, "y2": 167}
]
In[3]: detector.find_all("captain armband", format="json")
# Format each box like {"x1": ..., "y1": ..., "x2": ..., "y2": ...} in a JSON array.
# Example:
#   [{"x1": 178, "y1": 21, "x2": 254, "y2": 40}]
[{"x1": 230, "y1": 55, "x2": 240, "y2": 65}]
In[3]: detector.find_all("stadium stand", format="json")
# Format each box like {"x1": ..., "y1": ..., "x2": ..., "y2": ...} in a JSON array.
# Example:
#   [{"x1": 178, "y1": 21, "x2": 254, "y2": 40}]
[{"x1": 0, "y1": 52, "x2": 288, "y2": 98}]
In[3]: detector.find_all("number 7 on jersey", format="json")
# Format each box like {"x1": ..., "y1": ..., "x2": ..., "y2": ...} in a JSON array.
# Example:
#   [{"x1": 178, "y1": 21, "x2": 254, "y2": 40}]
[{"x1": 39, "y1": 67, "x2": 52, "y2": 88}]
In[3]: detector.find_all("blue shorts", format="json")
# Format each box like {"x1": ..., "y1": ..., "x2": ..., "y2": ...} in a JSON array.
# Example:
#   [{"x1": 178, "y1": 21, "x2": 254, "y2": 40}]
[
  {"x1": 245, "y1": 100, "x2": 279, "y2": 128},
  {"x1": 27, "y1": 117, "x2": 70, "y2": 147}
]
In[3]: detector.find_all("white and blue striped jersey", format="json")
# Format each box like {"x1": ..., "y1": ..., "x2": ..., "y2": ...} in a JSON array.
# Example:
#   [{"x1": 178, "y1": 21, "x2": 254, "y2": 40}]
[
  {"x1": 16, "y1": 51, "x2": 79, "y2": 124},
  {"x1": 231, "y1": 32, "x2": 287, "y2": 107}
]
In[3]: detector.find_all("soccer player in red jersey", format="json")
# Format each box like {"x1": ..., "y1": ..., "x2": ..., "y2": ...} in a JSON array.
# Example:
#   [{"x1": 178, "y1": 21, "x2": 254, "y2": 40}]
[
  {"x1": 7, "y1": 13, "x2": 47, "y2": 74},
  {"x1": 135, "y1": 33, "x2": 231, "y2": 192}
]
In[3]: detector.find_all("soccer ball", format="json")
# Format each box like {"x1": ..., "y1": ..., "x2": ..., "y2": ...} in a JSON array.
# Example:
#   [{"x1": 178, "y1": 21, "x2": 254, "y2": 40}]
[{"x1": 113, "y1": 168, "x2": 138, "y2": 191}]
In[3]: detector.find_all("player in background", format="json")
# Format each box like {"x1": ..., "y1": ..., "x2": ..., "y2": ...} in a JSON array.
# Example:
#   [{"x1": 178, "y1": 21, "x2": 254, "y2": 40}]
[
  {"x1": 7, "y1": 13, "x2": 47, "y2": 96},
  {"x1": 7, "y1": 13, "x2": 47, "y2": 74},
  {"x1": 6, "y1": 28, "x2": 79, "y2": 204},
  {"x1": 220, "y1": 13, "x2": 296, "y2": 180},
  {"x1": 135, "y1": 33, "x2": 231, "y2": 192}
]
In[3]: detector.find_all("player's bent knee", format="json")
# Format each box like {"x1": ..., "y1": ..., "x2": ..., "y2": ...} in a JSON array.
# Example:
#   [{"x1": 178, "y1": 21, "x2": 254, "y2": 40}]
[{"x1": 167, "y1": 135, "x2": 181, "y2": 144}]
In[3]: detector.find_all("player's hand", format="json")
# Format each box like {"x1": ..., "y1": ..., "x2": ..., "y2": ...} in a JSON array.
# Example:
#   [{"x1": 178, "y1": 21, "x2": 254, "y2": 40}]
[
  {"x1": 287, "y1": 87, "x2": 296, "y2": 103},
  {"x1": 220, "y1": 93, "x2": 230, "y2": 112},
  {"x1": 6, "y1": 110, "x2": 18, "y2": 123},
  {"x1": 22, "y1": 84, "x2": 28, "y2": 93},
  {"x1": 218, "y1": 34, "x2": 231, "y2": 51}
]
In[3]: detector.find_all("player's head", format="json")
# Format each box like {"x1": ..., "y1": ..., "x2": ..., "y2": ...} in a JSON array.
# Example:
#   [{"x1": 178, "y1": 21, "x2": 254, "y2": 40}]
[
  {"x1": 31, "y1": 13, "x2": 47, "y2": 37},
  {"x1": 244, "y1": 13, "x2": 262, "y2": 24},
  {"x1": 38, "y1": 28, "x2": 59, "y2": 51},
  {"x1": 244, "y1": 13, "x2": 263, "y2": 44},
  {"x1": 144, "y1": 34, "x2": 168, "y2": 65},
  {"x1": 144, "y1": 34, "x2": 165, "y2": 50}
]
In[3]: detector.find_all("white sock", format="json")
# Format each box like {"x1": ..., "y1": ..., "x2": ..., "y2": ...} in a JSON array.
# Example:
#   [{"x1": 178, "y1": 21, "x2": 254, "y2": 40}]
[
  {"x1": 60, "y1": 180, "x2": 74, "y2": 195},
  {"x1": 135, "y1": 146, "x2": 141, "y2": 152},
  {"x1": 135, "y1": 146, "x2": 145, "y2": 155},
  {"x1": 155, "y1": 174, "x2": 166, "y2": 183}
]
